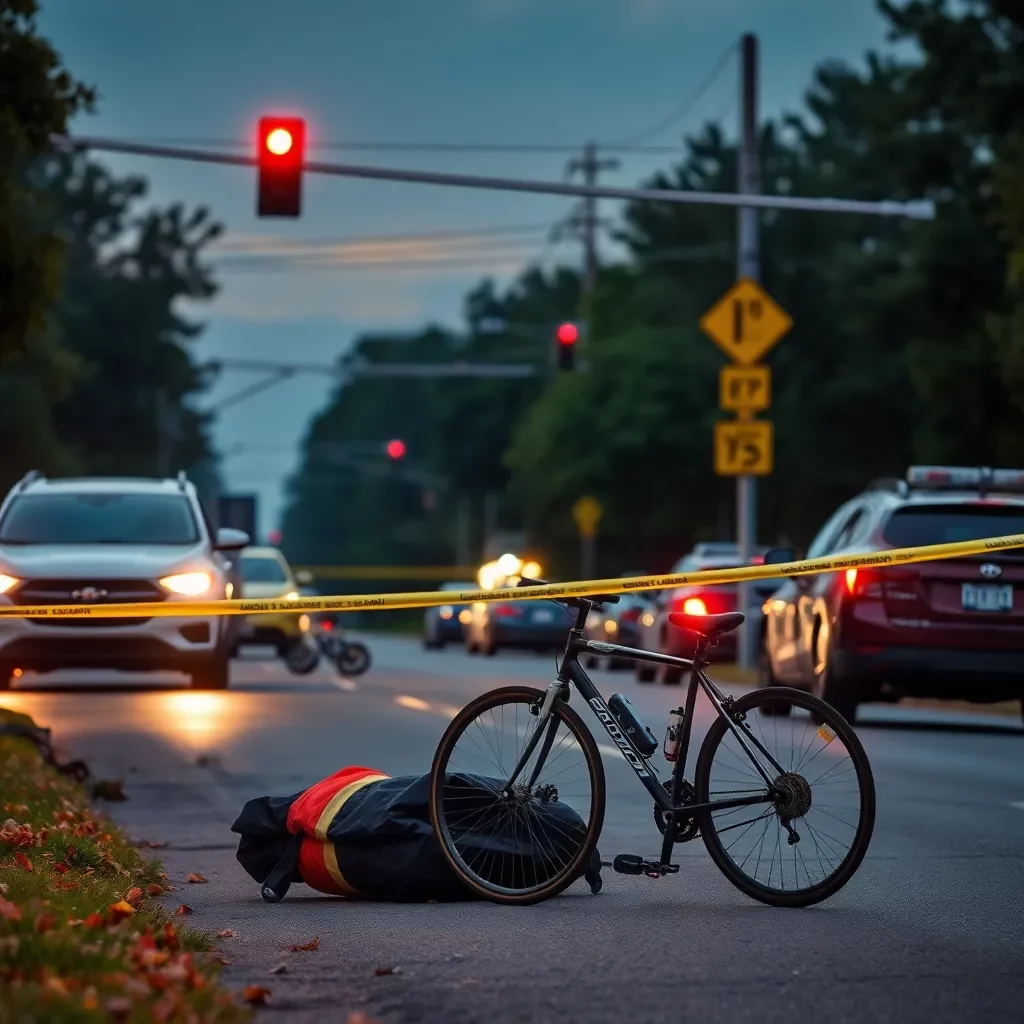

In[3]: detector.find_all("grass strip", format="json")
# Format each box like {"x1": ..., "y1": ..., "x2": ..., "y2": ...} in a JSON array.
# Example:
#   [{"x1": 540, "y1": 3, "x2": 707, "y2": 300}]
[{"x1": 0, "y1": 707, "x2": 250, "y2": 1023}]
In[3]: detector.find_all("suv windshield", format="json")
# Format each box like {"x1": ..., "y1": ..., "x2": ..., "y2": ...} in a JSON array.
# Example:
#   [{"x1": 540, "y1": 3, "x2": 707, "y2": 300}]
[
  {"x1": 882, "y1": 503, "x2": 1024, "y2": 547},
  {"x1": 241, "y1": 556, "x2": 288, "y2": 583},
  {"x1": 0, "y1": 493, "x2": 199, "y2": 545}
]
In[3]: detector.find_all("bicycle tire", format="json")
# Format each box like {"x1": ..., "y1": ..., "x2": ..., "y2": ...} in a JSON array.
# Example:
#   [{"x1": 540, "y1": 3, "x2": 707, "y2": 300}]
[
  {"x1": 429, "y1": 685, "x2": 606, "y2": 906},
  {"x1": 694, "y1": 686, "x2": 875, "y2": 908}
]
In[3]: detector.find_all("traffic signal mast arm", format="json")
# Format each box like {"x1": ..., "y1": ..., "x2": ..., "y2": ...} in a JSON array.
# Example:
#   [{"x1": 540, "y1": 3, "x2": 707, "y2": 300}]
[{"x1": 50, "y1": 134, "x2": 936, "y2": 220}]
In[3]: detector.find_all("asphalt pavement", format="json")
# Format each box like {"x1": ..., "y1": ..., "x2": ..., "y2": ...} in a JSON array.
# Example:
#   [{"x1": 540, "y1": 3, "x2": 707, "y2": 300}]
[{"x1": 2, "y1": 637, "x2": 1023, "y2": 1024}]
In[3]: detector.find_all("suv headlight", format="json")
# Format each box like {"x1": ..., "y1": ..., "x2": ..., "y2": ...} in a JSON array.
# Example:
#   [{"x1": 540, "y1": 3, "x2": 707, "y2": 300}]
[
  {"x1": 160, "y1": 571, "x2": 213, "y2": 596},
  {"x1": 0, "y1": 574, "x2": 19, "y2": 595}
]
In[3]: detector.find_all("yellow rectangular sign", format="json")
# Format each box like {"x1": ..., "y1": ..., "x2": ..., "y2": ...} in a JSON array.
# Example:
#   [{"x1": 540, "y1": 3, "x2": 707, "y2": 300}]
[
  {"x1": 719, "y1": 365, "x2": 771, "y2": 413},
  {"x1": 714, "y1": 420, "x2": 773, "y2": 476}
]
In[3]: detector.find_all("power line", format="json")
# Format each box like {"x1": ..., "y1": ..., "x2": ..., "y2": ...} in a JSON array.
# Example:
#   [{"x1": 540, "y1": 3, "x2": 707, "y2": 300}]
[
  {"x1": 102, "y1": 136, "x2": 686, "y2": 156},
  {"x1": 609, "y1": 42, "x2": 739, "y2": 149},
  {"x1": 212, "y1": 248, "x2": 547, "y2": 275},
  {"x1": 210, "y1": 221, "x2": 551, "y2": 254}
]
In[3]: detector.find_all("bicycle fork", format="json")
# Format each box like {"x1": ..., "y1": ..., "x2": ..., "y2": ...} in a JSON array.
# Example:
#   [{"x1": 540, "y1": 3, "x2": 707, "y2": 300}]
[{"x1": 499, "y1": 681, "x2": 564, "y2": 798}]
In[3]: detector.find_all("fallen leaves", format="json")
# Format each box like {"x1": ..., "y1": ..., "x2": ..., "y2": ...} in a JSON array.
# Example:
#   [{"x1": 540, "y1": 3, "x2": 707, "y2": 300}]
[
  {"x1": 0, "y1": 897, "x2": 21, "y2": 922},
  {"x1": 215, "y1": 929, "x2": 237, "y2": 939},
  {"x1": 174, "y1": 904, "x2": 193, "y2": 916},
  {"x1": 186, "y1": 873, "x2": 208, "y2": 884},
  {"x1": 14, "y1": 851, "x2": 32, "y2": 871},
  {"x1": 125, "y1": 886, "x2": 144, "y2": 905},
  {"x1": 33, "y1": 912, "x2": 56, "y2": 933},
  {"x1": 270, "y1": 963, "x2": 288, "y2": 975},
  {"x1": 374, "y1": 965, "x2": 401, "y2": 976},
  {"x1": 243, "y1": 985, "x2": 272, "y2": 1005},
  {"x1": 109, "y1": 900, "x2": 136, "y2": 922},
  {"x1": 290, "y1": 936, "x2": 320, "y2": 952}
]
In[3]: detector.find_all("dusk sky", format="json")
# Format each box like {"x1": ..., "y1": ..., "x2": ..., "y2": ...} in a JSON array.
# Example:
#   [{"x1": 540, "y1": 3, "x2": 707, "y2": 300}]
[{"x1": 40, "y1": 0, "x2": 895, "y2": 537}]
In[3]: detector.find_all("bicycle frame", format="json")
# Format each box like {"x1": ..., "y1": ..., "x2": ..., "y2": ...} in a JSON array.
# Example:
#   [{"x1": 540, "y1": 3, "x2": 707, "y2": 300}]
[{"x1": 505, "y1": 605, "x2": 787, "y2": 867}]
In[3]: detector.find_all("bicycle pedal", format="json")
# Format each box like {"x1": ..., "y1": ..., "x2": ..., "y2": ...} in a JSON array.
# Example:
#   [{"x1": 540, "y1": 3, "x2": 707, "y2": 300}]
[
  {"x1": 612, "y1": 855, "x2": 679, "y2": 878},
  {"x1": 612, "y1": 854, "x2": 644, "y2": 875}
]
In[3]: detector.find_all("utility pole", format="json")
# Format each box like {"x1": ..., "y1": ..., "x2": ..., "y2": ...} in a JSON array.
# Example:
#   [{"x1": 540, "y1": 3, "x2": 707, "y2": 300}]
[
  {"x1": 155, "y1": 389, "x2": 170, "y2": 477},
  {"x1": 736, "y1": 32, "x2": 759, "y2": 671},
  {"x1": 483, "y1": 492, "x2": 499, "y2": 555},
  {"x1": 566, "y1": 142, "x2": 620, "y2": 292},
  {"x1": 455, "y1": 493, "x2": 471, "y2": 569}
]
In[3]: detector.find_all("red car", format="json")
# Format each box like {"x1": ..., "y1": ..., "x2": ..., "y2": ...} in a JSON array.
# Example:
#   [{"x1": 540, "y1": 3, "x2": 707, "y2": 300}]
[{"x1": 759, "y1": 465, "x2": 1024, "y2": 724}]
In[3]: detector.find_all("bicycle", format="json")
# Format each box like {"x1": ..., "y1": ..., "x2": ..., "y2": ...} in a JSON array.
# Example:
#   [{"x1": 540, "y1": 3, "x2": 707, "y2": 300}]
[{"x1": 428, "y1": 578, "x2": 876, "y2": 907}]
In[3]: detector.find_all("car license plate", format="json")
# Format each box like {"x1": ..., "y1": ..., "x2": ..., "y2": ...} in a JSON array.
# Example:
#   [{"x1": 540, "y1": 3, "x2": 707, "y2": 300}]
[
  {"x1": 533, "y1": 609, "x2": 553, "y2": 623},
  {"x1": 961, "y1": 583, "x2": 1013, "y2": 612}
]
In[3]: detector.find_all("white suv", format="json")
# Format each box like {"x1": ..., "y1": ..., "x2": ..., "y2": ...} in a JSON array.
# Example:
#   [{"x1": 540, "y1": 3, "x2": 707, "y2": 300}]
[{"x1": 0, "y1": 471, "x2": 249, "y2": 690}]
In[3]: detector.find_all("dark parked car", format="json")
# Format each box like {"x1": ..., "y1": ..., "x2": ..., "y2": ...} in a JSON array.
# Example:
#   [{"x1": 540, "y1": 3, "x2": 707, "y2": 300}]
[
  {"x1": 583, "y1": 571, "x2": 655, "y2": 670},
  {"x1": 423, "y1": 581, "x2": 475, "y2": 649},
  {"x1": 634, "y1": 552, "x2": 777, "y2": 683},
  {"x1": 464, "y1": 593, "x2": 575, "y2": 656},
  {"x1": 760, "y1": 465, "x2": 1024, "y2": 723}
]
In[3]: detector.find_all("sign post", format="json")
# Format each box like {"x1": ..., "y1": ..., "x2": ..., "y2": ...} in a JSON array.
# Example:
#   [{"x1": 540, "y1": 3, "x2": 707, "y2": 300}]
[
  {"x1": 700, "y1": 275, "x2": 791, "y2": 668},
  {"x1": 572, "y1": 496, "x2": 603, "y2": 580}
]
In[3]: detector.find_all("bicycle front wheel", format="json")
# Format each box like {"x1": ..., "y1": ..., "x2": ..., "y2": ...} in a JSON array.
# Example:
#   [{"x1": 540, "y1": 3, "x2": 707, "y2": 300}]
[
  {"x1": 429, "y1": 685, "x2": 606, "y2": 905},
  {"x1": 694, "y1": 686, "x2": 875, "y2": 908}
]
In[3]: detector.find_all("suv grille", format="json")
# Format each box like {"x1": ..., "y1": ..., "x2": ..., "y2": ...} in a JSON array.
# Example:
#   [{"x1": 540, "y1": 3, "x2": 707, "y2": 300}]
[{"x1": 13, "y1": 579, "x2": 165, "y2": 628}]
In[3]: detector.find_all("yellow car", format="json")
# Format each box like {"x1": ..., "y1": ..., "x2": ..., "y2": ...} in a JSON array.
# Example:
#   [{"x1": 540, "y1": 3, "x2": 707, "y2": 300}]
[{"x1": 234, "y1": 546, "x2": 312, "y2": 657}]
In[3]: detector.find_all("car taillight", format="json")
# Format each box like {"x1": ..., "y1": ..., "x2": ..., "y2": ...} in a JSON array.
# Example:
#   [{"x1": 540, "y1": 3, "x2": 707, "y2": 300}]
[
  {"x1": 681, "y1": 597, "x2": 707, "y2": 616},
  {"x1": 843, "y1": 569, "x2": 891, "y2": 599},
  {"x1": 493, "y1": 604, "x2": 523, "y2": 618}
]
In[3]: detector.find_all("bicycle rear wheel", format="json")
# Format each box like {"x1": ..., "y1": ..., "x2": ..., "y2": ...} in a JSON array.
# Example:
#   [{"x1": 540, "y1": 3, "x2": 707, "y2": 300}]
[
  {"x1": 694, "y1": 686, "x2": 875, "y2": 908},
  {"x1": 429, "y1": 685, "x2": 606, "y2": 905}
]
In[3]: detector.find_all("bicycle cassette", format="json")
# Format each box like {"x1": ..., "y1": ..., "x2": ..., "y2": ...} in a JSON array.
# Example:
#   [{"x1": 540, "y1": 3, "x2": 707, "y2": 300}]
[{"x1": 654, "y1": 779, "x2": 700, "y2": 843}]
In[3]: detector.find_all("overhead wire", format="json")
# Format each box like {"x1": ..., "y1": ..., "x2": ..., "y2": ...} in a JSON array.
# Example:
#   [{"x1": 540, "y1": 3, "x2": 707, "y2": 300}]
[{"x1": 607, "y1": 42, "x2": 739, "y2": 149}]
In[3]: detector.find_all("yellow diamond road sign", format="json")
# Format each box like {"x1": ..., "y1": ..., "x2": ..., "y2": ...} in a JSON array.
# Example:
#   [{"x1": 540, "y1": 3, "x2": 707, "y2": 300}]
[
  {"x1": 700, "y1": 278, "x2": 792, "y2": 365},
  {"x1": 714, "y1": 420, "x2": 773, "y2": 476},
  {"x1": 572, "y1": 496, "x2": 603, "y2": 539}
]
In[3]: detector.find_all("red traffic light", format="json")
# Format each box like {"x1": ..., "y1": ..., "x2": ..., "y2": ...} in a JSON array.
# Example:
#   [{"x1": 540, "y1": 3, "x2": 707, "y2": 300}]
[
  {"x1": 386, "y1": 439, "x2": 406, "y2": 460},
  {"x1": 556, "y1": 322, "x2": 578, "y2": 345},
  {"x1": 264, "y1": 127, "x2": 294, "y2": 156},
  {"x1": 257, "y1": 116, "x2": 305, "y2": 217}
]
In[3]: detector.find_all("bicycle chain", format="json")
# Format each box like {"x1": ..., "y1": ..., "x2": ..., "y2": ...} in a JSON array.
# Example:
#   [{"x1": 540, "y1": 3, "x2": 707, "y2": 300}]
[{"x1": 654, "y1": 779, "x2": 700, "y2": 843}]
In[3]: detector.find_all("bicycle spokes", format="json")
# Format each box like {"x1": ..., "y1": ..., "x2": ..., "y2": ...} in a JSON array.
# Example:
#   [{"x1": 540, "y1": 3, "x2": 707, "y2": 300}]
[{"x1": 704, "y1": 704, "x2": 864, "y2": 893}]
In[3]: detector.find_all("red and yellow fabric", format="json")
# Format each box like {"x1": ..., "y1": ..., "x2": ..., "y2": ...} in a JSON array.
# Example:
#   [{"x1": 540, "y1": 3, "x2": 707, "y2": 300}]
[{"x1": 286, "y1": 765, "x2": 389, "y2": 896}]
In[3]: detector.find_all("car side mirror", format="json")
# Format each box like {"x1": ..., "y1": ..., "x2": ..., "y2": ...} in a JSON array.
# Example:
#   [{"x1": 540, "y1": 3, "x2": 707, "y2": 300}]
[
  {"x1": 295, "y1": 569, "x2": 313, "y2": 586},
  {"x1": 762, "y1": 547, "x2": 796, "y2": 565},
  {"x1": 215, "y1": 527, "x2": 250, "y2": 551}
]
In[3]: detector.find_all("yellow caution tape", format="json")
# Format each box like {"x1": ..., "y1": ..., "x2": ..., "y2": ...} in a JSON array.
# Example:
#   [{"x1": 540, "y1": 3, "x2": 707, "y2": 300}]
[{"x1": 0, "y1": 533, "x2": 1021, "y2": 620}]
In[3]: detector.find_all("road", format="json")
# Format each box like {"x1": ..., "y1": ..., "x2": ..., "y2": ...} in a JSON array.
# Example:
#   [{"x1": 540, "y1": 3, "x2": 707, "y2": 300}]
[{"x1": 2, "y1": 637, "x2": 1023, "y2": 1024}]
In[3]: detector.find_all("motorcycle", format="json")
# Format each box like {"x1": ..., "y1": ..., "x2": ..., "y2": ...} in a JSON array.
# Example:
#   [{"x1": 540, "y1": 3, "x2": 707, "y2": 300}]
[{"x1": 313, "y1": 615, "x2": 372, "y2": 677}]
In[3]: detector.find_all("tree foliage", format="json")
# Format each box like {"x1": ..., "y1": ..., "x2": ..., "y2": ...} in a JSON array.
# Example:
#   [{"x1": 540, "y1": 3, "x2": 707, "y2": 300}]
[
  {"x1": 0, "y1": 5, "x2": 222, "y2": 491},
  {"x1": 284, "y1": 0, "x2": 1024, "y2": 576}
]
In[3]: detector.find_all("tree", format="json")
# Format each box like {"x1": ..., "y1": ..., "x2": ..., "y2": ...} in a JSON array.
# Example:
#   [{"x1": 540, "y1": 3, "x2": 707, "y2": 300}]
[
  {"x1": 280, "y1": 266, "x2": 581, "y2": 571},
  {"x1": 0, "y1": 0, "x2": 94, "y2": 358},
  {"x1": 37, "y1": 151, "x2": 222, "y2": 477},
  {"x1": 0, "y1": 0, "x2": 95, "y2": 483}
]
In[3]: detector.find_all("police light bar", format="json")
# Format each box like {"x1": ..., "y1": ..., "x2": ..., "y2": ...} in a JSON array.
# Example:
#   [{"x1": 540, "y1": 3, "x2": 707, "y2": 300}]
[{"x1": 906, "y1": 466, "x2": 1024, "y2": 493}]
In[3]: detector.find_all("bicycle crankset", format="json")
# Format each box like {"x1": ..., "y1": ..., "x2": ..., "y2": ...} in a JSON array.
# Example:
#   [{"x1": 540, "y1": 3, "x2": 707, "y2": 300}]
[{"x1": 654, "y1": 779, "x2": 700, "y2": 842}]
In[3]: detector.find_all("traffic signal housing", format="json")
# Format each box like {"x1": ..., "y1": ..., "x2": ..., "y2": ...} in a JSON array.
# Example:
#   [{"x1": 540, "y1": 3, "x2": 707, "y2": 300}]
[
  {"x1": 555, "y1": 322, "x2": 578, "y2": 371},
  {"x1": 257, "y1": 116, "x2": 305, "y2": 217}
]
